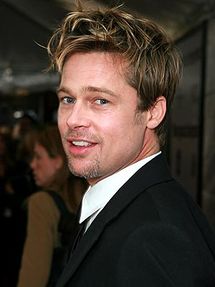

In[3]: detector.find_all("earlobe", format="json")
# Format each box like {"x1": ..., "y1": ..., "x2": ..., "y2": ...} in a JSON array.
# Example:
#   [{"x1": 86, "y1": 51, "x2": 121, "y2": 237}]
[{"x1": 146, "y1": 96, "x2": 166, "y2": 129}]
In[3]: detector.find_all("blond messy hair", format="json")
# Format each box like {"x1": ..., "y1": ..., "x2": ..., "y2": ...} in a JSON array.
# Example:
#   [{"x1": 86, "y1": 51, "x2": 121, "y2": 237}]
[{"x1": 47, "y1": 2, "x2": 182, "y2": 146}]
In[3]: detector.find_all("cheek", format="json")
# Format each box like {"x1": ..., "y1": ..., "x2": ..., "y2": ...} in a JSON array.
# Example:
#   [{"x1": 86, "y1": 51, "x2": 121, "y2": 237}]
[
  {"x1": 40, "y1": 158, "x2": 56, "y2": 174},
  {"x1": 41, "y1": 165, "x2": 58, "y2": 183},
  {"x1": 112, "y1": 116, "x2": 145, "y2": 148},
  {"x1": 58, "y1": 110, "x2": 66, "y2": 127},
  {"x1": 99, "y1": 119, "x2": 120, "y2": 143},
  {"x1": 100, "y1": 119, "x2": 130, "y2": 152},
  {"x1": 111, "y1": 114, "x2": 134, "y2": 135},
  {"x1": 57, "y1": 116, "x2": 64, "y2": 131},
  {"x1": 46, "y1": 168, "x2": 56, "y2": 178}
]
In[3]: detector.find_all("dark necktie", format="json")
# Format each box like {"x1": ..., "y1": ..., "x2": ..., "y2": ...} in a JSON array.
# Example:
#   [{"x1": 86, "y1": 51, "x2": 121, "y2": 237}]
[
  {"x1": 64, "y1": 219, "x2": 86, "y2": 264},
  {"x1": 71, "y1": 219, "x2": 86, "y2": 252}
]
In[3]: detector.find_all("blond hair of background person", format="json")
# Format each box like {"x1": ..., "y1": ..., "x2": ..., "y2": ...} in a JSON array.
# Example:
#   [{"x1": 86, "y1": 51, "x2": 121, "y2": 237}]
[{"x1": 17, "y1": 125, "x2": 87, "y2": 287}]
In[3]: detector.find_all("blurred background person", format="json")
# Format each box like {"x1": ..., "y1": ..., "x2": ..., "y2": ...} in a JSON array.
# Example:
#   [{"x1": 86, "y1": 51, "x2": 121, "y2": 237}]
[
  {"x1": 0, "y1": 129, "x2": 33, "y2": 287},
  {"x1": 12, "y1": 112, "x2": 39, "y2": 192},
  {"x1": 17, "y1": 125, "x2": 87, "y2": 287},
  {"x1": 0, "y1": 132, "x2": 19, "y2": 287}
]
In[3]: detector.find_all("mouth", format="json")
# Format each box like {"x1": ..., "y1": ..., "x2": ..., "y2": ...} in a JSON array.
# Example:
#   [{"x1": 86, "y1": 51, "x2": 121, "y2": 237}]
[
  {"x1": 66, "y1": 138, "x2": 97, "y2": 155},
  {"x1": 72, "y1": 140, "x2": 93, "y2": 147}
]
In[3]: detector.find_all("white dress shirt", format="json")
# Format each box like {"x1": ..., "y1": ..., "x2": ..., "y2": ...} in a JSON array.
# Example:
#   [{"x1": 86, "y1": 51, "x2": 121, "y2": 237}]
[{"x1": 80, "y1": 152, "x2": 161, "y2": 230}]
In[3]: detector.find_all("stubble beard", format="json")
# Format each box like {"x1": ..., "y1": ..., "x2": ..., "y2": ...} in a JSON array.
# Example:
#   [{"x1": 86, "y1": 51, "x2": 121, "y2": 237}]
[
  {"x1": 66, "y1": 151, "x2": 101, "y2": 180},
  {"x1": 62, "y1": 129, "x2": 102, "y2": 180}
]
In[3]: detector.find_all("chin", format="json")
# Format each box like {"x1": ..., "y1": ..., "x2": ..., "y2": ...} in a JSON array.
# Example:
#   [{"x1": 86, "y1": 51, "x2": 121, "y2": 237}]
[
  {"x1": 35, "y1": 179, "x2": 43, "y2": 187},
  {"x1": 69, "y1": 168, "x2": 85, "y2": 178},
  {"x1": 68, "y1": 159, "x2": 100, "y2": 179}
]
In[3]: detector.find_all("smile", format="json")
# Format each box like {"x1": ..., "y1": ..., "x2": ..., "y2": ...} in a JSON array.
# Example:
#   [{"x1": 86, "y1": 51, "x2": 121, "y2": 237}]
[{"x1": 72, "y1": 140, "x2": 92, "y2": 147}]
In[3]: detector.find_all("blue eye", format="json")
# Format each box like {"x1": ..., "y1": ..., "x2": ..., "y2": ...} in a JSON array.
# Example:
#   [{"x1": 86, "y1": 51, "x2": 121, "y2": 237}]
[
  {"x1": 62, "y1": 97, "x2": 76, "y2": 104},
  {"x1": 95, "y1": 99, "x2": 109, "y2": 105}
]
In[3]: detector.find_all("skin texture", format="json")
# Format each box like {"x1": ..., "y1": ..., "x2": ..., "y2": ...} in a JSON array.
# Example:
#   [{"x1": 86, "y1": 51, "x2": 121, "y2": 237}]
[
  {"x1": 30, "y1": 143, "x2": 63, "y2": 187},
  {"x1": 57, "y1": 52, "x2": 166, "y2": 185}
]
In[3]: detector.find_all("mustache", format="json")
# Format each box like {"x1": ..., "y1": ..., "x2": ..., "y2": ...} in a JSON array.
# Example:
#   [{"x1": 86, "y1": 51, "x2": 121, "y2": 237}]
[{"x1": 62, "y1": 129, "x2": 100, "y2": 143}]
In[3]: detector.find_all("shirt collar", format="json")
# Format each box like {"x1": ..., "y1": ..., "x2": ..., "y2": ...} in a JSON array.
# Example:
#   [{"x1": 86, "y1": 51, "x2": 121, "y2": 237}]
[{"x1": 79, "y1": 152, "x2": 161, "y2": 223}]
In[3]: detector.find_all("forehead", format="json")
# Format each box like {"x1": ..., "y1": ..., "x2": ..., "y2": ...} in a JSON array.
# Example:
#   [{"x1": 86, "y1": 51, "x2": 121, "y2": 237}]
[
  {"x1": 63, "y1": 52, "x2": 127, "y2": 76},
  {"x1": 59, "y1": 52, "x2": 132, "y2": 94}
]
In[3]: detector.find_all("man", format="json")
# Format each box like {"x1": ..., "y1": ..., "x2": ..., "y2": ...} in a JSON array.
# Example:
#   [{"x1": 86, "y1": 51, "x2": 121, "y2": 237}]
[{"x1": 47, "y1": 3, "x2": 215, "y2": 286}]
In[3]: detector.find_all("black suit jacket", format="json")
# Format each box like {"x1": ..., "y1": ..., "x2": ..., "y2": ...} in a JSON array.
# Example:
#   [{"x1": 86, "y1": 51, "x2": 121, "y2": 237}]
[{"x1": 56, "y1": 154, "x2": 215, "y2": 286}]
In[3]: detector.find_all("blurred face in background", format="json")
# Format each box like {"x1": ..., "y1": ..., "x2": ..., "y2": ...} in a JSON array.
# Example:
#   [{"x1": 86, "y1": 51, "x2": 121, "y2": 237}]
[{"x1": 30, "y1": 143, "x2": 63, "y2": 188}]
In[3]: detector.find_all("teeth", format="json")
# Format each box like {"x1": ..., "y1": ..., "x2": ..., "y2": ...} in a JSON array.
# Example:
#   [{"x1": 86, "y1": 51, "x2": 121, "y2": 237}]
[{"x1": 72, "y1": 141, "x2": 91, "y2": 147}]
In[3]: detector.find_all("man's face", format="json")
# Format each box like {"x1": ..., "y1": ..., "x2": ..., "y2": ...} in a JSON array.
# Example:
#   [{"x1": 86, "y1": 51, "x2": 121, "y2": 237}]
[{"x1": 57, "y1": 52, "x2": 150, "y2": 185}]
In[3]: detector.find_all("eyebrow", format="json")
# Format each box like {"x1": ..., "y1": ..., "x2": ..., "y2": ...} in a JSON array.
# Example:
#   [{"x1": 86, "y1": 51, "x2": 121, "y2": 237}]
[
  {"x1": 57, "y1": 86, "x2": 118, "y2": 98},
  {"x1": 84, "y1": 86, "x2": 117, "y2": 97},
  {"x1": 57, "y1": 87, "x2": 70, "y2": 96}
]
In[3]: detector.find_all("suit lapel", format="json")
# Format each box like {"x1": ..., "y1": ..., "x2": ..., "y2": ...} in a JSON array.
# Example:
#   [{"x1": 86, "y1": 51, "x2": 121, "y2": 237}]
[{"x1": 56, "y1": 154, "x2": 172, "y2": 286}]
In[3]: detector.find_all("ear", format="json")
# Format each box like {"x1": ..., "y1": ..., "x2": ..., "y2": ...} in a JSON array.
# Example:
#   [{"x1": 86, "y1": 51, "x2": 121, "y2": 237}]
[{"x1": 146, "y1": 96, "x2": 166, "y2": 129}]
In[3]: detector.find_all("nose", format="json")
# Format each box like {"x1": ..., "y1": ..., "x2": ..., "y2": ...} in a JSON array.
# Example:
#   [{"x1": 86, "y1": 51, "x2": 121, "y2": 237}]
[{"x1": 66, "y1": 101, "x2": 90, "y2": 129}]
